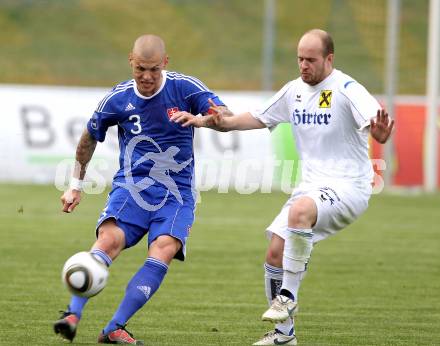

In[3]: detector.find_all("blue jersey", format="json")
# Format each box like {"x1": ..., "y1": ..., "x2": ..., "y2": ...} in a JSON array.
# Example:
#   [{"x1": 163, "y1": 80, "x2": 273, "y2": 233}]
[{"x1": 87, "y1": 70, "x2": 224, "y2": 206}]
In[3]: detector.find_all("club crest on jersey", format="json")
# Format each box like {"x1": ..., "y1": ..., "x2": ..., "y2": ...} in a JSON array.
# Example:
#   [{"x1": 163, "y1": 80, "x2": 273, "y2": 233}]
[
  {"x1": 167, "y1": 107, "x2": 179, "y2": 118},
  {"x1": 91, "y1": 119, "x2": 98, "y2": 130},
  {"x1": 319, "y1": 90, "x2": 332, "y2": 108}
]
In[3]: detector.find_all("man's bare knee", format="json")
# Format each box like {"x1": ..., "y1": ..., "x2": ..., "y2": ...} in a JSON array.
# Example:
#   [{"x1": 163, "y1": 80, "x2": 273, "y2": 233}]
[
  {"x1": 94, "y1": 219, "x2": 126, "y2": 260},
  {"x1": 148, "y1": 235, "x2": 181, "y2": 265},
  {"x1": 288, "y1": 197, "x2": 317, "y2": 228},
  {"x1": 266, "y1": 234, "x2": 285, "y2": 267}
]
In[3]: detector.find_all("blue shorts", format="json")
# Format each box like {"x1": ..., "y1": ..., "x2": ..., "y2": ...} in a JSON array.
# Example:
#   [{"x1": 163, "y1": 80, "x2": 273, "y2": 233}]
[{"x1": 95, "y1": 186, "x2": 195, "y2": 261}]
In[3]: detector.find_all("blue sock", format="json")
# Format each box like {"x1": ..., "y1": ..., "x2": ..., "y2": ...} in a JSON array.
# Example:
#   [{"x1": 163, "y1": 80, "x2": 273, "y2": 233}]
[
  {"x1": 103, "y1": 257, "x2": 168, "y2": 334},
  {"x1": 68, "y1": 296, "x2": 88, "y2": 319},
  {"x1": 68, "y1": 249, "x2": 112, "y2": 319}
]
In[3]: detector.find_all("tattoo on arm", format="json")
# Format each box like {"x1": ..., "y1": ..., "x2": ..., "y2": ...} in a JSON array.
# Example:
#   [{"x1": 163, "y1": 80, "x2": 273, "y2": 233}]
[{"x1": 73, "y1": 130, "x2": 97, "y2": 179}]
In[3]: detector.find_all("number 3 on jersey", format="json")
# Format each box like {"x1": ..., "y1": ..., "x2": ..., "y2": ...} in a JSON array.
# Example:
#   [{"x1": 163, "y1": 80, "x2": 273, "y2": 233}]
[{"x1": 129, "y1": 114, "x2": 142, "y2": 134}]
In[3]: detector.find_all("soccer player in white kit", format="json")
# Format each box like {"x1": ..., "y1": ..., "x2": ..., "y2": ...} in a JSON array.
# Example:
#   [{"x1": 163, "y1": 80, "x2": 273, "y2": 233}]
[{"x1": 171, "y1": 29, "x2": 394, "y2": 345}]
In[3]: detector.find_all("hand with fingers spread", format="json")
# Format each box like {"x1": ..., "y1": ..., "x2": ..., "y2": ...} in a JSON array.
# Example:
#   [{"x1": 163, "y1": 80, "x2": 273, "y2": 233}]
[
  {"x1": 61, "y1": 188, "x2": 82, "y2": 213},
  {"x1": 370, "y1": 109, "x2": 394, "y2": 144},
  {"x1": 207, "y1": 98, "x2": 235, "y2": 126}
]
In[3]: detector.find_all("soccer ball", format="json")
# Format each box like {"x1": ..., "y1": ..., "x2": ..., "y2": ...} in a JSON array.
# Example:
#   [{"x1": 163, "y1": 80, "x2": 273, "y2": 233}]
[{"x1": 62, "y1": 251, "x2": 109, "y2": 297}]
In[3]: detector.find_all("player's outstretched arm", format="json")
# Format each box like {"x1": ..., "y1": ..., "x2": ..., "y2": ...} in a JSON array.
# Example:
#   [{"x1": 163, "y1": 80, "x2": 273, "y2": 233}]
[
  {"x1": 61, "y1": 130, "x2": 97, "y2": 213},
  {"x1": 170, "y1": 99, "x2": 266, "y2": 132},
  {"x1": 370, "y1": 109, "x2": 394, "y2": 144}
]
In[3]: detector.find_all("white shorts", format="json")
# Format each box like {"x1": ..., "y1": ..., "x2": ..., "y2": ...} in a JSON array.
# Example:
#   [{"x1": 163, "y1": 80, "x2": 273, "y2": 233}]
[{"x1": 266, "y1": 182, "x2": 372, "y2": 243}]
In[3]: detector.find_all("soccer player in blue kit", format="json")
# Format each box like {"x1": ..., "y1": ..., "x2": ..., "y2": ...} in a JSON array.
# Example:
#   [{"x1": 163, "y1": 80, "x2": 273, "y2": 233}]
[{"x1": 54, "y1": 34, "x2": 226, "y2": 345}]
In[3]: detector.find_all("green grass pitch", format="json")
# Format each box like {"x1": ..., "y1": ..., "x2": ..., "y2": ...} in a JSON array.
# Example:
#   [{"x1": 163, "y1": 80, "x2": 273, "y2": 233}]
[{"x1": 0, "y1": 184, "x2": 439, "y2": 345}]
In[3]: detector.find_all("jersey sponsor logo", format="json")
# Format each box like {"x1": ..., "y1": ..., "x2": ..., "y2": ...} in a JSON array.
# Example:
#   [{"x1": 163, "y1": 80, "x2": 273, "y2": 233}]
[
  {"x1": 295, "y1": 94, "x2": 302, "y2": 102},
  {"x1": 319, "y1": 90, "x2": 332, "y2": 108},
  {"x1": 292, "y1": 109, "x2": 331, "y2": 125},
  {"x1": 167, "y1": 107, "x2": 179, "y2": 118},
  {"x1": 114, "y1": 135, "x2": 192, "y2": 211}
]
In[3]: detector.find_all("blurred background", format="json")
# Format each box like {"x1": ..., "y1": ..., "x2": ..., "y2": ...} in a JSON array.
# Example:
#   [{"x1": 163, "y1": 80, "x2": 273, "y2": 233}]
[
  {"x1": 0, "y1": 0, "x2": 438, "y2": 192},
  {"x1": 1, "y1": 2, "x2": 439, "y2": 345},
  {"x1": 0, "y1": 0, "x2": 428, "y2": 92}
]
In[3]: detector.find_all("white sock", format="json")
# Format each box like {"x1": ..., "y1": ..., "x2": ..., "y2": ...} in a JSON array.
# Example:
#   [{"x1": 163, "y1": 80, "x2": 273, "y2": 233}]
[
  {"x1": 281, "y1": 227, "x2": 312, "y2": 298},
  {"x1": 264, "y1": 263, "x2": 294, "y2": 336},
  {"x1": 281, "y1": 270, "x2": 306, "y2": 302},
  {"x1": 264, "y1": 263, "x2": 283, "y2": 303}
]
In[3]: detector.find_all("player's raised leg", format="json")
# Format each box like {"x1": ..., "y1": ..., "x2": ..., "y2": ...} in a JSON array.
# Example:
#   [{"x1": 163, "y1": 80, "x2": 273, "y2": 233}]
[
  {"x1": 262, "y1": 197, "x2": 316, "y2": 323},
  {"x1": 54, "y1": 219, "x2": 124, "y2": 342},
  {"x1": 97, "y1": 235, "x2": 180, "y2": 345}
]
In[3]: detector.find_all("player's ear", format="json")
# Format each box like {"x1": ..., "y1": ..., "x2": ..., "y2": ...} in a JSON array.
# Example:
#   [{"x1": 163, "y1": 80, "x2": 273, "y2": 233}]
[
  {"x1": 326, "y1": 53, "x2": 334, "y2": 65},
  {"x1": 128, "y1": 52, "x2": 134, "y2": 67},
  {"x1": 163, "y1": 55, "x2": 169, "y2": 68}
]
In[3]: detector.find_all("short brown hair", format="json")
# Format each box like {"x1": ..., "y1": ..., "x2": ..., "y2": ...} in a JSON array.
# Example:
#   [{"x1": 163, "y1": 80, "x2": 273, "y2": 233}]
[
  {"x1": 304, "y1": 29, "x2": 335, "y2": 57},
  {"x1": 321, "y1": 32, "x2": 334, "y2": 56}
]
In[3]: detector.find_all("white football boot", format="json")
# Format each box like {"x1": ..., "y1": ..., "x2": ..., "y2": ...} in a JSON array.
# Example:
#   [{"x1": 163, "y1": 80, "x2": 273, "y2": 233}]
[
  {"x1": 252, "y1": 329, "x2": 297, "y2": 345},
  {"x1": 261, "y1": 295, "x2": 297, "y2": 323}
]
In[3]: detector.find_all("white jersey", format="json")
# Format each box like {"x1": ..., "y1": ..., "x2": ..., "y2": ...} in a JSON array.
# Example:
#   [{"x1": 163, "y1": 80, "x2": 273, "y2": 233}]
[{"x1": 252, "y1": 69, "x2": 380, "y2": 186}]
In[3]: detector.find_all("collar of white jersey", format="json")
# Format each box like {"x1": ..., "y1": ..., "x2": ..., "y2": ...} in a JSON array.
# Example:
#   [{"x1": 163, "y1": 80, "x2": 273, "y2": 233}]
[
  {"x1": 304, "y1": 68, "x2": 338, "y2": 91},
  {"x1": 133, "y1": 70, "x2": 167, "y2": 100}
]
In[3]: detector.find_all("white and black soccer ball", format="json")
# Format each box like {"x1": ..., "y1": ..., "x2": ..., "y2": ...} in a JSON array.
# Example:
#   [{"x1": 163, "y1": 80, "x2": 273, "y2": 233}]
[{"x1": 62, "y1": 251, "x2": 109, "y2": 298}]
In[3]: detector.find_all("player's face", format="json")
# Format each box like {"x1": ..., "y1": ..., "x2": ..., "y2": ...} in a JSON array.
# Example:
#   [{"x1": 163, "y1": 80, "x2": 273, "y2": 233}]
[
  {"x1": 130, "y1": 54, "x2": 168, "y2": 96},
  {"x1": 297, "y1": 38, "x2": 333, "y2": 85}
]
